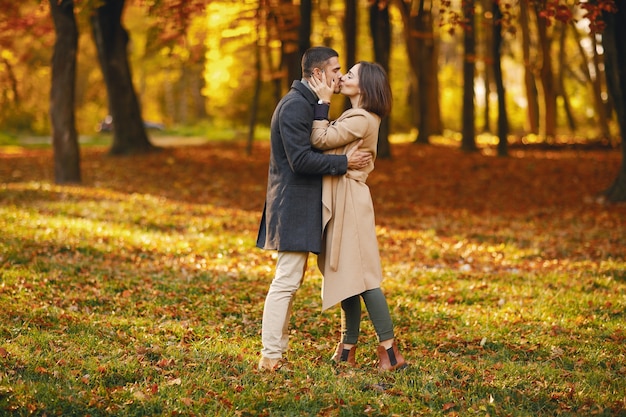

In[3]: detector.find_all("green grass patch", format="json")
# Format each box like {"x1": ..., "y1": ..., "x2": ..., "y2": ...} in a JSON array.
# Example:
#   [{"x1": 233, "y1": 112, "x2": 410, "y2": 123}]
[{"x1": 1, "y1": 147, "x2": 625, "y2": 416}]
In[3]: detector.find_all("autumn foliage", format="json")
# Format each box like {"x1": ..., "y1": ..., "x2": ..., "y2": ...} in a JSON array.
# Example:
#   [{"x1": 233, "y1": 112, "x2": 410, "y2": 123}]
[
  {"x1": 1, "y1": 141, "x2": 625, "y2": 415},
  {"x1": 4, "y1": 140, "x2": 617, "y2": 273}
]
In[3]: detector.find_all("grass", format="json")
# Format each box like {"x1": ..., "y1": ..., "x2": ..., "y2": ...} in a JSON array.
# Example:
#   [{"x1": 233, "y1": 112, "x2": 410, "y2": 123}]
[{"x1": 1, "y1": 141, "x2": 625, "y2": 416}]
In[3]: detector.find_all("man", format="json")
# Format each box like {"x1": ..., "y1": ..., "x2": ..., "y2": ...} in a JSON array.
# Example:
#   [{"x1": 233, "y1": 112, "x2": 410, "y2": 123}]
[{"x1": 256, "y1": 46, "x2": 371, "y2": 371}]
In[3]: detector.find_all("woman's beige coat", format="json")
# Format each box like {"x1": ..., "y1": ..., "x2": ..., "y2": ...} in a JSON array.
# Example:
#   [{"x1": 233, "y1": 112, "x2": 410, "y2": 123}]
[{"x1": 311, "y1": 108, "x2": 383, "y2": 311}]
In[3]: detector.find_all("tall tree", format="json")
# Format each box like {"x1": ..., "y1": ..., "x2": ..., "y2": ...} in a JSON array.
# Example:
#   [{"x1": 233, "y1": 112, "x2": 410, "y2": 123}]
[
  {"x1": 461, "y1": 0, "x2": 478, "y2": 152},
  {"x1": 492, "y1": 0, "x2": 508, "y2": 157},
  {"x1": 480, "y1": 0, "x2": 494, "y2": 134},
  {"x1": 49, "y1": 0, "x2": 80, "y2": 184},
  {"x1": 395, "y1": 0, "x2": 421, "y2": 133},
  {"x1": 272, "y1": 0, "x2": 301, "y2": 91},
  {"x1": 415, "y1": 0, "x2": 437, "y2": 145},
  {"x1": 556, "y1": 22, "x2": 576, "y2": 133},
  {"x1": 299, "y1": 0, "x2": 312, "y2": 57},
  {"x1": 602, "y1": 1, "x2": 626, "y2": 202},
  {"x1": 143, "y1": 0, "x2": 209, "y2": 125},
  {"x1": 519, "y1": 0, "x2": 539, "y2": 134},
  {"x1": 91, "y1": 0, "x2": 157, "y2": 155},
  {"x1": 395, "y1": 0, "x2": 441, "y2": 145},
  {"x1": 370, "y1": 0, "x2": 392, "y2": 158},
  {"x1": 344, "y1": 0, "x2": 357, "y2": 111},
  {"x1": 247, "y1": 1, "x2": 266, "y2": 156},
  {"x1": 534, "y1": 0, "x2": 557, "y2": 140},
  {"x1": 0, "y1": 2, "x2": 55, "y2": 133},
  {"x1": 576, "y1": 22, "x2": 611, "y2": 138}
]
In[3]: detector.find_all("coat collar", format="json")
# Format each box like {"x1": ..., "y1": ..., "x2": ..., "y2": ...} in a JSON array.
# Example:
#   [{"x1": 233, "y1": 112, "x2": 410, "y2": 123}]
[{"x1": 291, "y1": 80, "x2": 317, "y2": 105}]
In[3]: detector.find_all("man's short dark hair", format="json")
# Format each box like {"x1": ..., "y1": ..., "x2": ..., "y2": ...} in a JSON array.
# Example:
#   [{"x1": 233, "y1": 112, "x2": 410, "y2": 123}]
[{"x1": 301, "y1": 47, "x2": 339, "y2": 78}]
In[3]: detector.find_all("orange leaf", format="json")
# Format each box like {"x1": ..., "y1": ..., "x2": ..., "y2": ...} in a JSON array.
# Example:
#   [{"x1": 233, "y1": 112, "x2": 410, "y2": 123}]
[{"x1": 442, "y1": 402, "x2": 456, "y2": 411}]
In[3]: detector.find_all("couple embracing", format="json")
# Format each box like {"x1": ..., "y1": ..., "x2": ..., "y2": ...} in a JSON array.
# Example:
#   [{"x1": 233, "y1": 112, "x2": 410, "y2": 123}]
[{"x1": 256, "y1": 46, "x2": 407, "y2": 373}]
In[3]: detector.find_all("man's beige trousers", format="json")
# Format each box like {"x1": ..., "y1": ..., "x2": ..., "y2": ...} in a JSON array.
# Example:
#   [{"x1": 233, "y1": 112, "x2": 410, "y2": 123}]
[{"x1": 260, "y1": 251, "x2": 309, "y2": 359}]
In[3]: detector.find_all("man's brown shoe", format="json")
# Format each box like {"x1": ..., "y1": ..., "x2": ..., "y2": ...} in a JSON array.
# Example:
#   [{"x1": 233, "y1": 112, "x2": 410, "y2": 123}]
[{"x1": 258, "y1": 356, "x2": 288, "y2": 372}]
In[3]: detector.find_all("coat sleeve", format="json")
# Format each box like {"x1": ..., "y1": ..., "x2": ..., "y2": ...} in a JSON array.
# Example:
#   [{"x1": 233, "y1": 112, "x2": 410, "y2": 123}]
[
  {"x1": 280, "y1": 95, "x2": 349, "y2": 176},
  {"x1": 310, "y1": 110, "x2": 370, "y2": 151}
]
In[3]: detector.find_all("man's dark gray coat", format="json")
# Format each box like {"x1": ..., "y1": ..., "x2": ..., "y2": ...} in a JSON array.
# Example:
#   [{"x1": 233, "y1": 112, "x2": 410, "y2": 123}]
[{"x1": 256, "y1": 80, "x2": 348, "y2": 254}]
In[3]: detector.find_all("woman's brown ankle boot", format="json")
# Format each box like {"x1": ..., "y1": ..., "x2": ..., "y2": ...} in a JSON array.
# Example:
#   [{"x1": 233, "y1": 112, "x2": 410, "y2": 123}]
[
  {"x1": 377, "y1": 341, "x2": 407, "y2": 371},
  {"x1": 331, "y1": 342, "x2": 357, "y2": 366}
]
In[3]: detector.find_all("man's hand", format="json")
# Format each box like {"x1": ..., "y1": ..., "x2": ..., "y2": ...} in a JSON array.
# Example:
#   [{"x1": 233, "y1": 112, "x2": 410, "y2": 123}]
[{"x1": 346, "y1": 139, "x2": 372, "y2": 170}]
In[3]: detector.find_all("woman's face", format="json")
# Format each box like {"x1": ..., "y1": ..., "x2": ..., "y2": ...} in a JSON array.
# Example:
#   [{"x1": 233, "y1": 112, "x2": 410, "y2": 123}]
[{"x1": 339, "y1": 63, "x2": 361, "y2": 97}]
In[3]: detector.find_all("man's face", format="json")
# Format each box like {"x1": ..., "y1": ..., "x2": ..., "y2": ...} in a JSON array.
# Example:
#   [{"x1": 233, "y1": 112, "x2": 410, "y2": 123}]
[{"x1": 321, "y1": 57, "x2": 342, "y2": 94}]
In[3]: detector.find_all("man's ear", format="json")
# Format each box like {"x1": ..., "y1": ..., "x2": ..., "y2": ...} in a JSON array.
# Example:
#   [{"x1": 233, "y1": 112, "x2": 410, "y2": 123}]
[{"x1": 312, "y1": 68, "x2": 322, "y2": 79}]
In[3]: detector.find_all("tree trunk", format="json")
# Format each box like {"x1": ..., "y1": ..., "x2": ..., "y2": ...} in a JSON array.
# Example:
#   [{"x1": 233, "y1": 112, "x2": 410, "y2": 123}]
[
  {"x1": 589, "y1": 27, "x2": 610, "y2": 139},
  {"x1": 248, "y1": 4, "x2": 264, "y2": 156},
  {"x1": 572, "y1": 22, "x2": 611, "y2": 139},
  {"x1": 343, "y1": 0, "x2": 357, "y2": 111},
  {"x1": 481, "y1": 0, "x2": 494, "y2": 134},
  {"x1": 396, "y1": 1, "x2": 421, "y2": 134},
  {"x1": 370, "y1": 0, "x2": 391, "y2": 159},
  {"x1": 49, "y1": 0, "x2": 81, "y2": 184},
  {"x1": 414, "y1": 1, "x2": 436, "y2": 145},
  {"x1": 461, "y1": 0, "x2": 478, "y2": 152},
  {"x1": 602, "y1": 3, "x2": 626, "y2": 202},
  {"x1": 91, "y1": 0, "x2": 156, "y2": 155},
  {"x1": 299, "y1": 0, "x2": 312, "y2": 57},
  {"x1": 265, "y1": 5, "x2": 283, "y2": 104},
  {"x1": 178, "y1": 66, "x2": 189, "y2": 124},
  {"x1": 557, "y1": 23, "x2": 576, "y2": 133},
  {"x1": 190, "y1": 65, "x2": 208, "y2": 120},
  {"x1": 492, "y1": 0, "x2": 508, "y2": 157},
  {"x1": 163, "y1": 66, "x2": 176, "y2": 124},
  {"x1": 396, "y1": 0, "x2": 440, "y2": 144},
  {"x1": 520, "y1": 0, "x2": 539, "y2": 134},
  {"x1": 534, "y1": 2, "x2": 557, "y2": 141},
  {"x1": 1, "y1": 57, "x2": 19, "y2": 106},
  {"x1": 276, "y1": 0, "x2": 300, "y2": 90},
  {"x1": 430, "y1": 38, "x2": 443, "y2": 135}
]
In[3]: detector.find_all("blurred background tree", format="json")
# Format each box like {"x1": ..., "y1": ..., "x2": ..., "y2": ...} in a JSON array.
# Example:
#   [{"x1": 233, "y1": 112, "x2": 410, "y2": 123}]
[
  {"x1": 0, "y1": 0, "x2": 624, "y2": 200},
  {"x1": 0, "y1": 0, "x2": 618, "y2": 141}
]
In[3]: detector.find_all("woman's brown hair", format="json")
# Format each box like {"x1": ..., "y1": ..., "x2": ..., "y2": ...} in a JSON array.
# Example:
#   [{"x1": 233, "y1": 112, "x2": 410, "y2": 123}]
[{"x1": 357, "y1": 62, "x2": 392, "y2": 118}]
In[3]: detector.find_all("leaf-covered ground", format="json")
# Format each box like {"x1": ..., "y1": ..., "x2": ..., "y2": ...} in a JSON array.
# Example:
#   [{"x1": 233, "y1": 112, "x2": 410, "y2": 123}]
[{"x1": 1, "y1": 141, "x2": 625, "y2": 416}]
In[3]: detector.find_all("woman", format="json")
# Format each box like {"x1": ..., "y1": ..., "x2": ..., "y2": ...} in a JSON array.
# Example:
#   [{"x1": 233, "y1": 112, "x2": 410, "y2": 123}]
[{"x1": 309, "y1": 62, "x2": 407, "y2": 371}]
